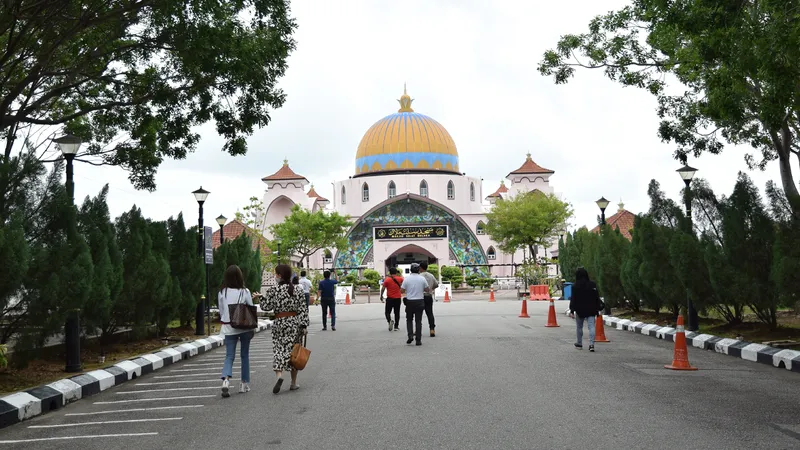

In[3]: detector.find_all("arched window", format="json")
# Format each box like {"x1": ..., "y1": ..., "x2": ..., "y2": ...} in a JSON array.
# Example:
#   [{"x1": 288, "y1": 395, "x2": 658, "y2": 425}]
[
  {"x1": 476, "y1": 221, "x2": 486, "y2": 235},
  {"x1": 341, "y1": 186, "x2": 346, "y2": 205},
  {"x1": 470, "y1": 182, "x2": 475, "y2": 202},
  {"x1": 324, "y1": 249, "x2": 333, "y2": 263},
  {"x1": 388, "y1": 181, "x2": 396, "y2": 198},
  {"x1": 419, "y1": 180, "x2": 428, "y2": 197},
  {"x1": 487, "y1": 246, "x2": 496, "y2": 260},
  {"x1": 447, "y1": 180, "x2": 455, "y2": 200},
  {"x1": 362, "y1": 183, "x2": 370, "y2": 202}
]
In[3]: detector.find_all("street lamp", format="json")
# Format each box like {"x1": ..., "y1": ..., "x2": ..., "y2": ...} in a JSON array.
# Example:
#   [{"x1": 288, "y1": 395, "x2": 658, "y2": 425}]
[
  {"x1": 596, "y1": 197, "x2": 610, "y2": 226},
  {"x1": 677, "y1": 164, "x2": 699, "y2": 331},
  {"x1": 216, "y1": 214, "x2": 227, "y2": 244},
  {"x1": 54, "y1": 134, "x2": 83, "y2": 373},
  {"x1": 276, "y1": 236, "x2": 283, "y2": 264},
  {"x1": 192, "y1": 187, "x2": 210, "y2": 336}
]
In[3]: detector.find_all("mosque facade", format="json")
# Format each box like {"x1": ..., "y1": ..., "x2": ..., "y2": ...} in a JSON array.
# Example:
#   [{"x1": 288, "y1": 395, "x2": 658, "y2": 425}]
[{"x1": 256, "y1": 88, "x2": 562, "y2": 279}]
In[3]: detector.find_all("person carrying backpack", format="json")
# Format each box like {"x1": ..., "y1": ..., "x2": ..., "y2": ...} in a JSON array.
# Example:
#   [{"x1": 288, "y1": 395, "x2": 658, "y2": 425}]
[{"x1": 380, "y1": 267, "x2": 404, "y2": 331}]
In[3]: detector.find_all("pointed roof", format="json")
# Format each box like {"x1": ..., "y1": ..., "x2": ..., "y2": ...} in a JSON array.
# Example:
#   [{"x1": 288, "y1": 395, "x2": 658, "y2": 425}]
[
  {"x1": 507, "y1": 153, "x2": 554, "y2": 177},
  {"x1": 210, "y1": 219, "x2": 272, "y2": 256},
  {"x1": 262, "y1": 159, "x2": 308, "y2": 182},
  {"x1": 307, "y1": 185, "x2": 329, "y2": 203},
  {"x1": 590, "y1": 201, "x2": 636, "y2": 241},
  {"x1": 486, "y1": 180, "x2": 509, "y2": 199}
]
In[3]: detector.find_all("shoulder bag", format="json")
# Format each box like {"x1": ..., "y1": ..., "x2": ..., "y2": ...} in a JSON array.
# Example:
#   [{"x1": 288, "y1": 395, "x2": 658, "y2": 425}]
[
  {"x1": 228, "y1": 289, "x2": 258, "y2": 329},
  {"x1": 290, "y1": 330, "x2": 311, "y2": 370}
]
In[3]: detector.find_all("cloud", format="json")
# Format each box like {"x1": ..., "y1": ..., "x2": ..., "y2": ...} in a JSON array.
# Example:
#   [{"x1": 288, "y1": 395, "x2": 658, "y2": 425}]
[{"x1": 70, "y1": 0, "x2": 782, "y2": 232}]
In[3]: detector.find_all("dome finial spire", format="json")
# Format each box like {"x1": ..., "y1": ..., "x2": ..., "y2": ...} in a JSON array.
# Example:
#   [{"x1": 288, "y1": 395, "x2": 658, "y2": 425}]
[{"x1": 398, "y1": 83, "x2": 414, "y2": 113}]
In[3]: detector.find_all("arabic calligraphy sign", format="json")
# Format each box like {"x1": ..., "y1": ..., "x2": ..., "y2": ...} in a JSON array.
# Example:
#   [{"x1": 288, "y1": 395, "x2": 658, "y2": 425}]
[{"x1": 374, "y1": 226, "x2": 448, "y2": 240}]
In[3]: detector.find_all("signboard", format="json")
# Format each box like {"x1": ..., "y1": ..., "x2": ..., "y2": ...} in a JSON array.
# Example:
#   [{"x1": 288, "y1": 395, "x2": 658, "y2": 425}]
[
  {"x1": 374, "y1": 225, "x2": 447, "y2": 240},
  {"x1": 435, "y1": 282, "x2": 452, "y2": 300},
  {"x1": 335, "y1": 284, "x2": 354, "y2": 303},
  {"x1": 204, "y1": 226, "x2": 213, "y2": 265}
]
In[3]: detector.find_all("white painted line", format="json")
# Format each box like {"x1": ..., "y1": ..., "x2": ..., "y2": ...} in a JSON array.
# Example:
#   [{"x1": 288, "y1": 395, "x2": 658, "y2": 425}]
[
  {"x1": 0, "y1": 433, "x2": 159, "y2": 444},
  {"x1": 94, "y1": 395, "x2": 215, "y2": 405},
  {"x1": 29, "y1": 417, "x2": 182, "y2": 428},
  {"x1": 183, "y1": 360, "x2": 272, "y2": 367},
  {"x1": 117, "y1": 387, "x2": 220, "y2": 394},
  {"x1": 170, "y1": 366, "x2": 268, "y2": 372},
  {"x1": 66, "y1": 405, "x2": 204, "y2": 416},
  {"x1": 154, "y1": 372, "x2": 255, "y2": 379},
  {"x1": 136, "y1": 379, "x2": 229, "y2": 386}
]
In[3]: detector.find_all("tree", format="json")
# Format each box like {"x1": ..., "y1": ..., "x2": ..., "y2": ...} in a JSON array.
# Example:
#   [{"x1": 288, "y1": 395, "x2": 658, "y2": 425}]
[
  {"x1": 485, "y1": 191, "x2": 572, "y2": 260},
  {"x1": 148, "y1": 221, "x2": 177, "y2": 335},
  {"x1": 426, "y1": 264, "x2": 439, "y2": 281},
  {"x1": 362, "y1": 269, "x2": 381, "y2": 289},
  {"x1": 441, "y1": 266, "x2": 463, "y2": 287},
  {"x1": 167, "y1": 215, "x2": 204, "y2": 327},
  {"x1": 269, "y1": 205, "x2": 351, "y2": 269},
  {"x1": 0, "y1": 0, "x2": 296, "y2": 193},
  {"x1": 595, "y1": 226, "x2": 629, "y2": 309},
  {"x1": 209, "y1": 231, "x2": 262, "y2": 304},
  {"x1": 539, "y1": 0, "x2": 800, "y2": 218}
]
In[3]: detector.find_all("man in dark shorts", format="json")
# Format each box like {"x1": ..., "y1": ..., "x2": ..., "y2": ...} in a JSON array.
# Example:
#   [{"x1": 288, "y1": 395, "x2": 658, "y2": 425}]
[
  {"x1": 317, "y1": 270, "x2": 338, "y2": 331},
  {"x1": 380, "y1": 267, "x2": 404, "y2": 331}
]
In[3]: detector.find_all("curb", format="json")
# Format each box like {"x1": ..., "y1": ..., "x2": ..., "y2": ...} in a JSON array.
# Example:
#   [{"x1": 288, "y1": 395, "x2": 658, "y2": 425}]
[
  {"x1": 0, "y1": 319, "x2": 273, "y2": 430},
  {"x1": 562, "y1": 309, "x2": 800, "y2": 373}
]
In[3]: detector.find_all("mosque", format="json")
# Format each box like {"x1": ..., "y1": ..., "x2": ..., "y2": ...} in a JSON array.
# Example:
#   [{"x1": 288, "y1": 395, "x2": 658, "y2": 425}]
[{"x1": 256, "y1": 87, "x2": 562, "y2": 279}]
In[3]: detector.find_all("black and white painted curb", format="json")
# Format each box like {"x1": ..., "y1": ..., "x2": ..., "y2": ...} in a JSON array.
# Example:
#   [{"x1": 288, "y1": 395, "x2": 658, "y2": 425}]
[
  {"x1": 0, "y1": 319, "x2": 273, "y2": 429},
  {"x1": 562, "y1": 309, "x2": 800, "y2": 373}
]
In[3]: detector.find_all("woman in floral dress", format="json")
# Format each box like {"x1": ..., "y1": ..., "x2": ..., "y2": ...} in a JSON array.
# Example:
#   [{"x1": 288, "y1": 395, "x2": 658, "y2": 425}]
[{"x1": 259, "y1": 264, "x2": 309, "y2": 394}]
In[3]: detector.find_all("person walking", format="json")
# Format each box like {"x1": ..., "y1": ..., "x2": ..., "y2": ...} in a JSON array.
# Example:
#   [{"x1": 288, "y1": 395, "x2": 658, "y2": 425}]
[
  {"x1": 401, "y1": 263, "x2": 428, "y2": 346},
  {"x1": 419, "y1": 261, "x2": 439, "y2": 337},
  {"x1": 299, "y1": 270, "x2": 312, "y2": 306},
  {"x1": 258, "y1": 264, "x2": 309, "y2": 394},
  {"x1": 568, "y1": 267, "x2": 603, "y2": 352},
  {"x1": 380, "y1": 267, "x2": 404, "y2": 331},
  {"x1": 217, "y1": 265, "x2": 256, "y2": 397},
  {"x1": 317, "y1": 270, "x2": 338, "y2": 331}
]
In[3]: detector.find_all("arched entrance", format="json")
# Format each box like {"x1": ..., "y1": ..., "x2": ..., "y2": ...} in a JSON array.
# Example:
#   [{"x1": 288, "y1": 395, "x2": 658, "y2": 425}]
[
  {"x1": 385, "y1": 244, "x2": 437, "y2": 273},
  {"x1": 333, "y1": 194, "x2": 488, "y2": 276}
]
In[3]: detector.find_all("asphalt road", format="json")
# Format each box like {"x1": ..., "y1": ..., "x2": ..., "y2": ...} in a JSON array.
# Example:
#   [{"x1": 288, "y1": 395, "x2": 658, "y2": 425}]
[{"x1": 2, "y1": 298, "x2": 800, "y2": 449}]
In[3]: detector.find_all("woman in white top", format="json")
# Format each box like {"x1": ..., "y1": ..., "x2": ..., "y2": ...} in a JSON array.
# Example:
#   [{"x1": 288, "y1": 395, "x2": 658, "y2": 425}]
[{"x1": 217, "y1": 265, "x2": 256, "y2": 397}]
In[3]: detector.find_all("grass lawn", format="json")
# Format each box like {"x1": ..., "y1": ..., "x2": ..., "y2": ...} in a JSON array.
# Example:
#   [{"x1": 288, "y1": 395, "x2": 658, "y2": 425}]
[
  {"x1": 0, "y1": 325, "x2": 211, "y2": 396},
  {"x1": 612, "y1": 308, "x2": 800, "y2": 349}
]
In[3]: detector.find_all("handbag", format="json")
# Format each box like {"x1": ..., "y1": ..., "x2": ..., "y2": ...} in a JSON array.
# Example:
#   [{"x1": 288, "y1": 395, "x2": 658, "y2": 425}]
[
  {"x1": 290, "y1": 331, "x2": 311, "y2": 370},
  {"x1": 228, "y1": 289, "x2": 258, "y2": 330}
]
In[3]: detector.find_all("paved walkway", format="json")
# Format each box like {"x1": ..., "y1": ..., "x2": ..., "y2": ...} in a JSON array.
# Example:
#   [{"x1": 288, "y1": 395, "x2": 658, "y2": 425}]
[{"x1": 2, "y1": 300, "x2": 799, "y2": 449}]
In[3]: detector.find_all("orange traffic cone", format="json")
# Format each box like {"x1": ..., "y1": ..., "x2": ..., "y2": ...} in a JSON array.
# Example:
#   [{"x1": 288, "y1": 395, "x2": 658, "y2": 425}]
[
  {"x1": 519, "y1": 298, "x2": 530, "y2": 318},
  {"x1": 345, "y1": 293, "x2": 351, "y2": 305},
  {"x1": 545, "y1": 299, "x2": 559, "y2": 327},
  {"x1": 595, "y1": 315, "x2": 610, "y2": 342},
  {"x1": 443, "y1": 290, "x2": 450, "y2": 303},
  {"x1": 664, "y1": 316, "x2": 697, "y2": 371},
  {"x1": 489, "y1": 289, "x2": 495, "y2": 302}
]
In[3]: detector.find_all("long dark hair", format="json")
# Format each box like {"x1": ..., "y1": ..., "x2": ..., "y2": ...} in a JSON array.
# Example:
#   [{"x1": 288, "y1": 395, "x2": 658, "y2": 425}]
[
  {"x1": 574, "y1": 267, "x2": 591, "y2": 289},
  {"x1": 220, "y1": 265, "x2": 245, "y2": 290},
  {"x1": 275, "y1": 264, "x2": 294, "y2": 296}
]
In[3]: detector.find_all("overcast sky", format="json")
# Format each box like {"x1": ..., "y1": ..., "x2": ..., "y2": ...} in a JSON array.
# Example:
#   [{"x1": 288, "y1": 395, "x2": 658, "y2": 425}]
[{"x1": 69, "y1": 0, "x2": 779, "y2": 232}]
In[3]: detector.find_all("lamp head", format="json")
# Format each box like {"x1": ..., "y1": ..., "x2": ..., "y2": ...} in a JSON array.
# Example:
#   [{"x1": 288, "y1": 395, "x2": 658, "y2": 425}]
[
  {"x1": 192, "y1": 186, "x2": 210, "y2": 204},
  {"x1": 677, "y1": 164, "x2": 698, "y2": 183},
  {"x1": 53, "y1": 134, "x2": 82, "y2": 156},
  {"x1": 595, "y1": 196, "x2": 610, "y2": 211},
  {"x1": 215, "y1": 214, "x2": 227, "y2": 226}
]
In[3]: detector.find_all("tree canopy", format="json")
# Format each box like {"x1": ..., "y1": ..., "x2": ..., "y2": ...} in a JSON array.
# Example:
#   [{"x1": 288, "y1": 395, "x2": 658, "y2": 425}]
[
  {"x1": 484, "y1": 191, "x2": 572, "y2": 259},
  {"x1": 1, "y1": 0, "x2": 296, "y2": 190},
  {"x1": 538, "y1": 0, "x2": 800, "y2": 218},
  {"x1": 269, "y1": 205, "x2": 351, "y2": 268}
]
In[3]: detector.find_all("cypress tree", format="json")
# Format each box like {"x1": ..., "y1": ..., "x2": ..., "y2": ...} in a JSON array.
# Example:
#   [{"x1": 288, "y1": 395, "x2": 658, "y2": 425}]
[{"x1": 168, "y1": 217, "x2": 204, "y2": 328}]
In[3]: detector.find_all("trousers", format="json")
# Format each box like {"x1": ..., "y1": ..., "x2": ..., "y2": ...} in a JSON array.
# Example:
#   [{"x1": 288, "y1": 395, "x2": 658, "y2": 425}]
[
  {"x1": 424, "y1": 295, "x2": 435, "y2": 330},
  {"x1": 321, "y1": 297, "x2": 336, "y2": 328},
  {"x1": 405, "y1": 299, "x2": 424, "y2": 342},
  {"x1": 576, "y1": 315, "x2": 597, "y2": 346},
  {"x1": 221, "y1": 331, "x2": 254, "y2": 382},
  {"x1": 385, "y1": 298, "x2": 401, "y2": 326}
]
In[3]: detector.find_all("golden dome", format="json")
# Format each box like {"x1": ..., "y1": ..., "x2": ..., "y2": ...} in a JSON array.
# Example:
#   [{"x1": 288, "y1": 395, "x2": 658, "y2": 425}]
[{"x1": 355, "y1": 85, "x2": 459, "y2": 176}]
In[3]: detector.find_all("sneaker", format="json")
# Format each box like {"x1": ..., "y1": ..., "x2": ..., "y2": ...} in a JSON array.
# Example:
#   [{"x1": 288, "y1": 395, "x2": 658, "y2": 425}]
[
  {"x1": 394, "y1": 327, "x2": 399, "y2": 331},
  {"x1": 321, "y1": 327, "x2": 327, "y2": 331},
  {"x1": 290, "y1": 384, "x2": 300, "y2": 391},
  {"x1": 389, "y1": 320, "x2": 394, "y2": 331},
  {"x1": 574, "y1": 343, "x2": 583, "y2": 349},
  {"x1": 416, "y1": 341, "x2": 422, "y2": 346},
  {"x1": 589, "y1": 345, "x2": 595, "y2": 352},
  {"x1": 406, "y1": 338, "x2": 413, "y2": 344},
  {"x1": 239, "y1": 382, "x2": 250, "y2": 393},
  {"x1": 272, "y1": 378, "x2": 284, "y2": 394},
  {"x1": 332, "y1": 326, "x2": 336, "y2": 331},
  {"x1": 430, "y1": 329, "x2": 436, "y2": 337},
  {"x1": 221, "y1": 379, "x2": 230, "y2": 398}
]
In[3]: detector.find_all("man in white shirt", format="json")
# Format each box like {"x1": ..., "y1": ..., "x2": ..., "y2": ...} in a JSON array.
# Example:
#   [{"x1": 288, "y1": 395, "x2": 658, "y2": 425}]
[
  {"x1": 299, "y1": 271, "x2": 312, "y2": 306},
  {"x1": 400, "y1": 263, "x2": 429, "y2": 346}
]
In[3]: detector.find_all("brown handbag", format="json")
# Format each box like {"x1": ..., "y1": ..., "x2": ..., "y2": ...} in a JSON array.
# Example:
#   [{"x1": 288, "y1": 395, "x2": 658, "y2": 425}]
[{"x1": 290, "y1": 331, "x2": 310, "y2": 370}]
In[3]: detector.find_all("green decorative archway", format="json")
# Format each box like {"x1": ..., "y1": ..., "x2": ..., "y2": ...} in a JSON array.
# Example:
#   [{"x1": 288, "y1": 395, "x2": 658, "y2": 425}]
[{"x1": 334, "y1": 194, "x2": 489, "y2": 275}]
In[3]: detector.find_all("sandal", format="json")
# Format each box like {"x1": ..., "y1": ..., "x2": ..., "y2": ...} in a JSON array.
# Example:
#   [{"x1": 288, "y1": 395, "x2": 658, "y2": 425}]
[{"x1": 272, "y1": 378, "x2": 284, "y2": 394}]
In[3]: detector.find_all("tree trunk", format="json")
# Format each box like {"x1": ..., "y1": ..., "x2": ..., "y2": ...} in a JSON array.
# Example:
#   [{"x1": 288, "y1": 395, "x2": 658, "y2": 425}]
[{"x1": 777, "y1": 126, "x2": 800, "y2": 218}]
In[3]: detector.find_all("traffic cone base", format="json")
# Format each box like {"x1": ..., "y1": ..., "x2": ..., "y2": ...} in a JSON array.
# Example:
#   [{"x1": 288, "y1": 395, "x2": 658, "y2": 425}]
[
  {"x1": 444, "y1": 290, "x2": 450, "y2": 303},
  {"x1": 518, "y1": 299, "x2": 530, "y2": 318},
  {"x1": 489, "y1": 289, "x2": 495, "y2": 302},
  {"x1": 665, "y1": 316, "x2": 697, "y2": 371},
  {"x1": 595, "y1": 315, "x2": 610, "y2": 342},
  {"x1": 345, "y1": 293, "x2": 351, "y2": 305},
  {"x1": 545, "y1": 299, "x2": 559, "y2": 327}
]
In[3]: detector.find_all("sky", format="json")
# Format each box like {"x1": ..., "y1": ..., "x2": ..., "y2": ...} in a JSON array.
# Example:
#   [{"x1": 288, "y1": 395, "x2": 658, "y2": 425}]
[{"x1": 67, "y1": 0, "x2": 780, "y2": 233}]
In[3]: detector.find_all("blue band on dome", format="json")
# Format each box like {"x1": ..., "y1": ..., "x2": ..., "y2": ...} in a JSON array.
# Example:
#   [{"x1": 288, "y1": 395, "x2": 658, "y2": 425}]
[{"x1": 356, "y1": 153, "x2": 460, "y2": 173}]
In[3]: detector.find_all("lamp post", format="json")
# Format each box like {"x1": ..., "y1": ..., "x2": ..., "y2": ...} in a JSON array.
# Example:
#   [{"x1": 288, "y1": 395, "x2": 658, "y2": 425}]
[
  {"x1": 276, "y1": 237, "x2": 283, "y2": 264},
  {"x1": 54, "y1": 134, "x2": 83, "y2": 373},
  {"x1": 192, "y1": 187, "x2": 210, "y2": 336},
  {"x1": 596, "y1": 197, "x2": 610, "y2": 226},
  {"x1": 677, "y1": 164, "x2": 699, "y2": 331},
  {"x1": 216, "y1": 214, "x2": 227, "y2": 244}
]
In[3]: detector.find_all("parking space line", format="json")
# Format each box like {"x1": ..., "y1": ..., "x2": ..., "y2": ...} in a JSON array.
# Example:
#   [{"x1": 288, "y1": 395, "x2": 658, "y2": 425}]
[
  {"x1": 117, "y1": 387, "x2": 221, "y2": 394},
  {"x1": 183, "y1": 360, "x2": 271, "y2": 367},
  {"x1": 67, "y1": 405, "x2": 204, "y2": 416},
  {"x1": 29, "y1": 418, "x2": 182, "y2": 428},
  {"x1": 0, "y1": 433, "x2": 159, "y2": 444},
  {"x1": 169, "y1": 366, "x2": 268, "y2": 372},
  {"x1": 95, "y1": 395, "x2": 215, "y2": 404},
  {"x1": 136, "y1": 380, "x2": 225, "y2": 386},
  {"x1": 154, "y1": 373, "x2": 254, "y2": 379}
]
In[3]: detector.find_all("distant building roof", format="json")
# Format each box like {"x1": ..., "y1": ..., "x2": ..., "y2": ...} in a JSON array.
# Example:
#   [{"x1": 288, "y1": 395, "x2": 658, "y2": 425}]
[
  {"x1": 211, "y1": 219, "x2": 271, "y2": 256},
  {"x1": 507, "y1": 153, "x2": 554, "y2": 177},
  {"x1": 486, "y1": 180, "x2": 509, "y2": 199},
  {"x1": 307, "y1": 185, "x2": 329, "y2": 203},
  {"x1": 261, "y1": 159, "x2": 308, "y2": 182},
  {"x1": 590, "y1": 201, "x2": 636, "y2": 241}
]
